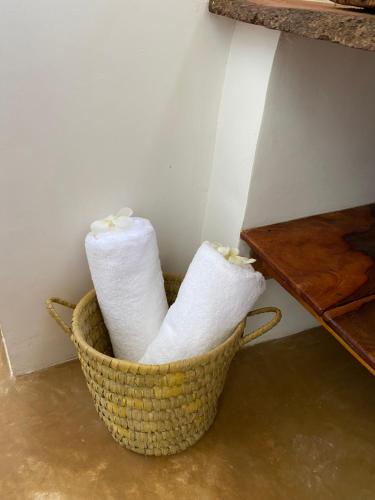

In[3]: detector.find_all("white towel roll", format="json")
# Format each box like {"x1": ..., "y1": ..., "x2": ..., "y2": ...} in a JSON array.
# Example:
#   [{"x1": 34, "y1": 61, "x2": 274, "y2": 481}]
[
  {"x1": 140, "y1": 241, "x2": 265, "y2": 364},
  {"x1": 85, "y1": 216, "x2": 168, "y2": 361}
]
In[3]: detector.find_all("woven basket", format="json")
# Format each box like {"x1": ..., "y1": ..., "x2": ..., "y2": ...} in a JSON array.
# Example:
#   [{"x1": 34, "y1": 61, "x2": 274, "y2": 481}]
[{"x1": 47, "y1": 273, "x2": 281, "y2": 456}]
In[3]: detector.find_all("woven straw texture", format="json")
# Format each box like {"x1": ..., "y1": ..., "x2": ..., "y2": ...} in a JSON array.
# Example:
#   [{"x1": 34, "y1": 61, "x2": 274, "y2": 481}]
[{"x1": 47, "y1": 273, "x2": 281, "y2": 456}]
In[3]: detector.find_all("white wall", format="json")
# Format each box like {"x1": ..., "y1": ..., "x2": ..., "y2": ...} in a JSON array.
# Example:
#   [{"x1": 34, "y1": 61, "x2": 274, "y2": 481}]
[
  {"x1": 243, "y1": 33, "x2": 375, "y2": 342},
  {"x1": 0, "y1": 0, "x2": 234, "y2": 375},
  {"x1": 3, "y1": 5, "x2": 375, "y2": 375},
  {"x1": 244, "y1": 33, "x2": 375, "y2": 229},
  {"x1": 202, "y1": 24, "x2": 280, "y2": 247}
]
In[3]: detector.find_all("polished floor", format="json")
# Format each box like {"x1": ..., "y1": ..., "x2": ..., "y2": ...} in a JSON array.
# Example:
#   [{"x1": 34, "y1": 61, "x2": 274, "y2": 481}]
[{"x1": 1, "y1": 327, "x2": 375, "y2": 500}]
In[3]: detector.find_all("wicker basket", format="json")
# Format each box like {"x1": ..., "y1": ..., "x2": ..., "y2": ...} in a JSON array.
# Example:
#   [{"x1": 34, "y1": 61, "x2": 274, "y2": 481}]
[{"x1": 47, "y1": 273, "x2": 281, "y2": 456}]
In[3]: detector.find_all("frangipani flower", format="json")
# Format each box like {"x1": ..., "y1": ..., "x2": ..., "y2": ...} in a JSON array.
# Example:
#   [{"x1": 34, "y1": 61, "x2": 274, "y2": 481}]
[
  {"x1": 90, "y1": 207, "x2": 133, "y2": 236},
  {"x1": 211, "y1": 242, "x2": 256, "y2": 267}
]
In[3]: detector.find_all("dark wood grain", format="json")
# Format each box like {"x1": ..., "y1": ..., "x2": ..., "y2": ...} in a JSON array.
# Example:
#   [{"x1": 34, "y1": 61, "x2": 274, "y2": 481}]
[
  {"x1": 323, "y1": 295, "x2": 375, "y2": 370},
  {"x1": 242, "y1": 204, "x2": 375, "y2": 316},
  {"x1": 209, "y1": 0, "x2": 375, "y2": 52},
  {"x1": 332, "y1": 0, "x2": 375, "y2": 8},
  {"x1": 242, "y1": 204, "x2": 375, "y2": 374},
  {"x1": 252, "y1": 252, "x2": 272, "y2": 279}
]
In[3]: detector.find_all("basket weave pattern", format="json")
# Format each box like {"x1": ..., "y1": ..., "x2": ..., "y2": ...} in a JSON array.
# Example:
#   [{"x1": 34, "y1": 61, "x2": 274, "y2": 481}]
[{"x1": 47, "y1": 274, "x2": 280, "y2": 456}]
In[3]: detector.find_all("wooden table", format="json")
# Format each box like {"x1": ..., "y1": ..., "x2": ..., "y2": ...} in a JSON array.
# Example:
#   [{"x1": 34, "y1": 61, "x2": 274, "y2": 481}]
[
  {"x1": 209, "y1": 0, "x2": 375, "y2": 52},
  {"x1": 242, "y1": 204, "x2": 375, "y2": 375}
]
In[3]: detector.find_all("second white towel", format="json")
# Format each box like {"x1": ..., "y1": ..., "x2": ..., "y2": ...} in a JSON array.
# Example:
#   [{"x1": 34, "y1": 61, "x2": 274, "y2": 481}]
[{"x1": 140, "y1": 241, "x2": 265, "y2": 364}]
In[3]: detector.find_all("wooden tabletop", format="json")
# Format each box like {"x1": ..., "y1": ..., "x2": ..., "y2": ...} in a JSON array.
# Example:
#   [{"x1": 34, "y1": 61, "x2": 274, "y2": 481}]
[
  {"x1": 242, "y1": 204, "x2": 375, "y2": 374},
  {"x1": 323, "y1": 295, "x2": 375, "y2": 369},
  {"x1": 242, "y1": 204, "x2": 375, "y2": 315},
  {"x1": 209, "y1": 0, "x2": 375, "y2": 52}
]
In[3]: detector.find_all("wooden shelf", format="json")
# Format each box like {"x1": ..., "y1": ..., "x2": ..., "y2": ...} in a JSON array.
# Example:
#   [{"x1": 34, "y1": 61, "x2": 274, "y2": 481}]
[
  {"x1": 324, "y1": 295, "x2": 375, "y2": 370},
  {"x1": 209, "y1": 0, "x2": 375, "y2": 52},
  {"x1": 242, "y1": 204, "x2": 375, "y2": 374}
]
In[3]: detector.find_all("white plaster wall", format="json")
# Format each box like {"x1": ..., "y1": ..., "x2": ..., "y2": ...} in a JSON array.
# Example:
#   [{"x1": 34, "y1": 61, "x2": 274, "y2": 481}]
[
  {"x1": 4, "y1": 5, "x2": 374, "y2": 374},
  {"x1": 243, "y1": 33, "x2": 375, "y2": 343},
  {"x1": 0, "y1": 0, "x2": 234, "y2": 375},
  {"x1": 202, "y1": 24, "x2": 280, "y2": 247}
]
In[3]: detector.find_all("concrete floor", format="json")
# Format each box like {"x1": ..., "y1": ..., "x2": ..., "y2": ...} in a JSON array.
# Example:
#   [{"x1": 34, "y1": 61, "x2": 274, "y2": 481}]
[{"x1": 1, "y1": 328, "x2": 375, "y2": 500}]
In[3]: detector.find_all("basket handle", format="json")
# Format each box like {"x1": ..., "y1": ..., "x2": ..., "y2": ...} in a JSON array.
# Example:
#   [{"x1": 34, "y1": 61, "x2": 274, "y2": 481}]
[
  {"x1": 241, "y1": 306, "x2": 282, "y2": 346},
  {"x1": 46, "y1": 297, "x2": 76, "y2": 336}
]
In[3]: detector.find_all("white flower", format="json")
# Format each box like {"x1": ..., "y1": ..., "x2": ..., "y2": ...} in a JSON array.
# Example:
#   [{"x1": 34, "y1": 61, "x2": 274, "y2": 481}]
[
  {"x1": 90, "y1": 207, "x2": 133, "y2": 236},
  {"x1": 211, "y1": 241, "x2": 256, "y2": 267}
]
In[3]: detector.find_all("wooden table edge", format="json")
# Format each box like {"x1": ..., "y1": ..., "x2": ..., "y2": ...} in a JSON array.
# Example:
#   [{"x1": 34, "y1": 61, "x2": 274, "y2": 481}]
[{"x1": 248, "y1": 249, "x2": 375, "y2": 376}]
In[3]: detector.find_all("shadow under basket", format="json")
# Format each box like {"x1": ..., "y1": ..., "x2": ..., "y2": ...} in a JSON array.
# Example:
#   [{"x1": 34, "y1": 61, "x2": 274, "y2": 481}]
[{"x1": 47, "y1": 273, "x2": 281, "y2": 456}]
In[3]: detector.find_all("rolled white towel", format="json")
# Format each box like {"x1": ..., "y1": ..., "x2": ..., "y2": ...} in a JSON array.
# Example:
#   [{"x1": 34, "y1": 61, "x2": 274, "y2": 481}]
[
  {"x1": 140, "y1": 241, "x2": 265, "y2": 364},
  {"x1": 85, "y1": 208, "x2": 168, "y2": 361}
]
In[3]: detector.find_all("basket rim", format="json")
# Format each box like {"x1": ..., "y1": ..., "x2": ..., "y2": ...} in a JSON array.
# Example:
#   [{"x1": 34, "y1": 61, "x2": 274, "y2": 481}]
[{"x1": 71, "y1": 275, "x2": 246, "y2": 374}]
